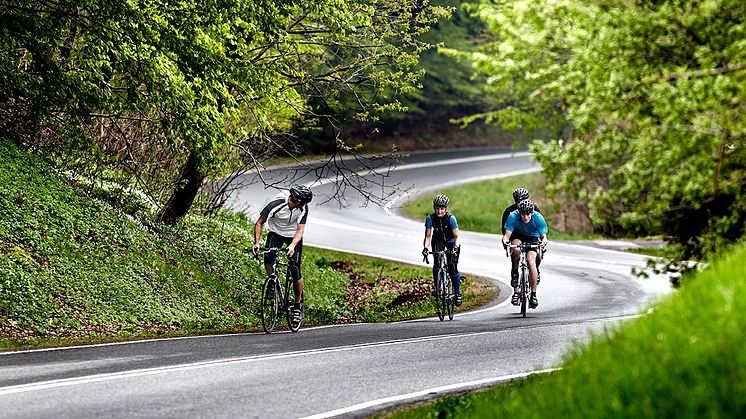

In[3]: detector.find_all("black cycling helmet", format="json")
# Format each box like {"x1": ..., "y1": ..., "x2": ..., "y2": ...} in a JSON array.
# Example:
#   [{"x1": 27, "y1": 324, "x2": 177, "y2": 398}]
[
  {"x1": 289, "y1": 184, "x2": 313, "y2": 204},
  {"x1": 512, "y1": 187, "x2": 530, "y2": 203},
  {"x1": 433, "y1": 194, "x2": 449, "y2": 209},
  {"x1": 518, "y1": 199, "x2": 535, "y2": 215}
]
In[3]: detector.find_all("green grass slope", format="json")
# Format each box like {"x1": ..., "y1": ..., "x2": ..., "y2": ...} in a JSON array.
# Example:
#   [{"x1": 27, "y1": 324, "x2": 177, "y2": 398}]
[
  {"x1": 0, "y1": 140, "x2": 350, "y2": 346},
  {"x1": 402, "y1": 173, "x2": 599, "y2": 240},
  {"x1": 0, "y1": 141, "x2": 490, "y2": 349},
  {"x1": 385, "y1": 242, "x2": 746, "y2": 418}
]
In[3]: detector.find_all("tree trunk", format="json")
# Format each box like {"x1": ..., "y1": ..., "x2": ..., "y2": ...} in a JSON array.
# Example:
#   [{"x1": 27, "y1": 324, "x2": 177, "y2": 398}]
[
  {"x1": 713, "y1": 129, "x2": 730, "y2": 196},
  {"x1": 157, "y1": 151, "x2": 206, "y2": 225}
]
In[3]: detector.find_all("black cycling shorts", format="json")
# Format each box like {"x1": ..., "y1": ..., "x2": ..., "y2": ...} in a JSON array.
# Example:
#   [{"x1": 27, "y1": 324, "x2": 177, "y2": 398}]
[
  {"x1": 263, "y1": 232, "x2": 303, "y2": 281},
  {"x1": 511, "y1": 235, "x2": 542, "y2": 264}
]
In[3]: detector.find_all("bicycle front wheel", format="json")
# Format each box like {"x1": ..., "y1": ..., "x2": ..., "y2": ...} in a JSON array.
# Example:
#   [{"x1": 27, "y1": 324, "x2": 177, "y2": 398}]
[
  {"x1": 435, "y1": 269, "x2": 446, "y2": 321},
  {"x1": 260, "y1": 278, "x2": 280, "y2": 333},
  {"x1": 446, "y1": 277, "x2": 454, "y2": 321},
  {"x1": 520, "y1": 269, "x2": 528, "y2": 318}
]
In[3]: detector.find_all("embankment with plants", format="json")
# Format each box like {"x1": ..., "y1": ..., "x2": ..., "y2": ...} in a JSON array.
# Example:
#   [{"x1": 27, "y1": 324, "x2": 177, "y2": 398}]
[{"x1": 0, "y1": 141, "x2": 490, "y2": 349}]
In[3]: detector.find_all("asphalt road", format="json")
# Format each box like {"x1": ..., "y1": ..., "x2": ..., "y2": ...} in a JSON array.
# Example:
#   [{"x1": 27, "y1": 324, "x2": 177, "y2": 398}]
[{"x1": 0, "y1": 148, "x2": 671, "y2": 418}]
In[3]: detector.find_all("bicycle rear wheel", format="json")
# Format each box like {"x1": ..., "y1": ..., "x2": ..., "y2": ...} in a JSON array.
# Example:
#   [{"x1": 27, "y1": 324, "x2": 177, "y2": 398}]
[
  {"x1": 286, "y1": 277, "x2": 303, "y2": 333},
  {"x1": 261, "y1": 277, "x2": 280, "y2": 333},
  {"x1": 434, "y1": 269, "x2": 445, "y2": 321}
]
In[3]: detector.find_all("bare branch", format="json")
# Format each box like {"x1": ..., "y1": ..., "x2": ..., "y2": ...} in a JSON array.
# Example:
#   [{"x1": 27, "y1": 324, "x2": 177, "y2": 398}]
[{"x1": 663, "y1": 63, "x2": 746, "y2": 81}]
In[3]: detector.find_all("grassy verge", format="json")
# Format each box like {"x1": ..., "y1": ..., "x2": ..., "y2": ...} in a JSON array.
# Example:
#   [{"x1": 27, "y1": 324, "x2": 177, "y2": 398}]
[
  {"x1": 0, "y1": 140, "x2": 494, "y2": 350},
  {"x1": 381, "y1": 241, "x2": 746, "y2": 418},
  {"x1": 401, "y1": 173, "x2": 600, "y2": 240},
  {"x1": 310, "y1": 249, "x2": 497, "y2": 323}
]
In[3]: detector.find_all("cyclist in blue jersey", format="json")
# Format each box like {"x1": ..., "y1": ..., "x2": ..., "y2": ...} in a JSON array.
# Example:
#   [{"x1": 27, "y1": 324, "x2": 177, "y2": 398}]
[
  {"x1": 422, "y1": 194, "x2": 463, "y2": 306},
  {"x1": 501, "y1": 187, "x2": 543, "y2": 283},
  {"x1": 252, "y1": 184, "x2": 313, "y2": 324},
  {"x1": 501, "y1": 188, "x2": 541, "y2": 237},
  {"x1": 501, "y1": 199, "x2": 548, "y2": 309}
]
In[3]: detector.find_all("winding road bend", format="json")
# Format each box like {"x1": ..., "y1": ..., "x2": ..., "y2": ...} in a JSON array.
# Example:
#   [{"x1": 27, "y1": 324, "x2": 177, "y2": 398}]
[{"x1": 0, "y1": 148, "x2": 671, "y2": 418}]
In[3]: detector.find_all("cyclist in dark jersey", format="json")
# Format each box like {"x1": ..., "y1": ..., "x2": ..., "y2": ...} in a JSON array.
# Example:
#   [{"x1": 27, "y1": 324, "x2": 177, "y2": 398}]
[
  {"x1": 252, "y1": 184, "x2": 312, "y2": 324},
  {"x1": 422, "y1": 194, "x2": 463, "y2": 306},
  {"x1": 502, "y1": 199, "x2": 548, "y2": 309}
]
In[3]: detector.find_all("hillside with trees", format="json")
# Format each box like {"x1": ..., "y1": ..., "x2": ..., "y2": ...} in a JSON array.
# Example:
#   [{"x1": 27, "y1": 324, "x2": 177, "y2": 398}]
[{"x1": 0, "y1": 0, "x2": 450, "y2": 225}]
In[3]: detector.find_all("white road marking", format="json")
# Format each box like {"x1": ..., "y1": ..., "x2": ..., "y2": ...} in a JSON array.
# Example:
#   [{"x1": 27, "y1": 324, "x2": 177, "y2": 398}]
[
  {"x1": 300, "y1": 368, "x2": 560, "y2": 419},
  {"x1": 308, "y1": 152, "x2": 533, "y2": 188},
  {"x1": 311, "y1": 217, "x2": 416, "y2": 239},
  {"x1": 0, "y1": 331, "x2": 518, "y2": 395},
  {"x1": 382, "y1": 166, "x2": 541, "y2": 217},
  {"x1": 1, "y1": 312, "x2": 644, "y2": 397}
]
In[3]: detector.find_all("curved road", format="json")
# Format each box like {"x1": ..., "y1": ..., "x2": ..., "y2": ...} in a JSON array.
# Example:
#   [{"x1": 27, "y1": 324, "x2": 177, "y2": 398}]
[{"x1": 0, "y1": 148, "x2": 670, "y2": 418}]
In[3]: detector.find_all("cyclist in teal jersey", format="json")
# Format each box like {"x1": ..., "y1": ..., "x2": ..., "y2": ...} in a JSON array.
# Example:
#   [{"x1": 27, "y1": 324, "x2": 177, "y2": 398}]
[
  {"x1": 501, "y1": 187, "x2": 543, "y2": 283},
  {"x1": 502, "y1": 199, "x2": 548, "y2": 309}
]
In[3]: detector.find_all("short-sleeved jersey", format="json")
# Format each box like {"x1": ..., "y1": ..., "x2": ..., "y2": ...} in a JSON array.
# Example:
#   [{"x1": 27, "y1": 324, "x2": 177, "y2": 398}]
[
  {"x1": 425, "y1": 213, "x2": 458, "y2": 245},
  {"x1": 501, "y1": 203, "x2": 541, "y2": 234},
  {"x1": 259, "y1": 197, "x2": 308, "y2": 238},
  {"x1": 504, "y1": 209, "x2": 547, "y2": 238}
]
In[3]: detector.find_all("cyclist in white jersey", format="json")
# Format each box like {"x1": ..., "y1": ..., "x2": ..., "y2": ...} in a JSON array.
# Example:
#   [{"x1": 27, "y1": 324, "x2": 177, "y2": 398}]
[{"x1": 252, "y1": 184, "x2": 312, "y2": 323}]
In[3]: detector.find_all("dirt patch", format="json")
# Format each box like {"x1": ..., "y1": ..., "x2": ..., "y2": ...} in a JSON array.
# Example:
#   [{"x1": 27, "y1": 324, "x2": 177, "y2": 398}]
[{"x1": 329, "y1": 259, "x2": 498, "y2": 321}]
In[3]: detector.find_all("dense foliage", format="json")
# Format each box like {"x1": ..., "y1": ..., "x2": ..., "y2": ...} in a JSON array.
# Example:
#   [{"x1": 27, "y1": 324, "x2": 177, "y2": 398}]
[
  {"x1": 0, "y1": 139, "x2": 349, "y2": 341},
  {"x1": 459, "y1": 0, "x2": 746, "y2": 275},
  {"x1": 0, "y1": 0, "x2": 450, "y2": 223}
]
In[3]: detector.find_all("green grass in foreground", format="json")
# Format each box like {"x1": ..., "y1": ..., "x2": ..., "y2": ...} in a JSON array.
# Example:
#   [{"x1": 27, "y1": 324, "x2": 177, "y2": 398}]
[
  {"x1": 382, "y1": 242, "x2": 746, "y2": 418},
  {"x1": 401, "y1": 173, "x2": 599, "y2": 240},
  {"x1": 0, "y1": 140, "x2": 495, "y2": 349}
]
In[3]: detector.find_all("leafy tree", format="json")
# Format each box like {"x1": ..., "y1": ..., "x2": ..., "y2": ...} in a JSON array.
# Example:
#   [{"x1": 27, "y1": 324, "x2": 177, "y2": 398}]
[
  {"x1": 460, "y1": 0, "x2": 746, "y2": 277},
  {"x1": 0, "y1": 0, "x2": 449, "y2": 224},
  {"x1": 350, "y1": 0, "x2": 513, "y2": 148}
]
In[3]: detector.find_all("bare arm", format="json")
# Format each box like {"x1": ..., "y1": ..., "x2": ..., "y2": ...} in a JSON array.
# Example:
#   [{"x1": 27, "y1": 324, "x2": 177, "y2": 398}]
[
  {"x1": 253, "y1": 217, "x2": 265, "y2": 244},
  {"x1": 423, "y1": 228, "x2": 432, "y2": 249},
  {"x1": 252, "y1": 217, "x2": 266, "y2": 255},
  {"x1": 287, "y1": 224, "x2": 305, "y2": 257},
  {"x1": 502, "y1": 230, "x2": 512, "y2": 247}
]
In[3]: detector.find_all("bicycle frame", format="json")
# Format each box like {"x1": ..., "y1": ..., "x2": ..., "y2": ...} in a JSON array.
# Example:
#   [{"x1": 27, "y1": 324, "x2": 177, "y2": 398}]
[
  {"x1": 506, "y1": 242, "x2": 541, "y2": 317},
  {"x1": 258, "y1": 247, "x2": 303, "y2": 333},
  {"x1": 424, "y1": 249, "x2": 455, "y2": 321}
]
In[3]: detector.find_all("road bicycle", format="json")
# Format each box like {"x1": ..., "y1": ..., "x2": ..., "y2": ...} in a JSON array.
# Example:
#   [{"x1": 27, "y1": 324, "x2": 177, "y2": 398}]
[
  {"x1": 257, "y1": 247, "x2": 303, "y2": 333},
  {"x1": 424, "y1": 249, "x2": 455, "y2": 321},
  {"x1": 506, "y1": 242, "x2": 542, "y2": 317}
]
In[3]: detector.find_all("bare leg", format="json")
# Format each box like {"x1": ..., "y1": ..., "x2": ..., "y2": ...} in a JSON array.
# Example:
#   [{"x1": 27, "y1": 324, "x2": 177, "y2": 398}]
[
  {"x1": 511, "y1": 241, "x2": 521, "y2": 292},
  {"x1": 527, "y1": 252, "x2": 538, "y2": 292},
  {"x1": 294, "y1": 278, "x2": 304, "y2": 305}
]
